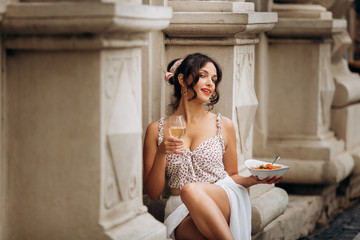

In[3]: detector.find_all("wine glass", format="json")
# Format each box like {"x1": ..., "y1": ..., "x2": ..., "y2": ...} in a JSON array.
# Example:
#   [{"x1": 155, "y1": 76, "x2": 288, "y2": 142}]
[{"x1": 169, "y1": 115, "x2": 186, "y2": 139}]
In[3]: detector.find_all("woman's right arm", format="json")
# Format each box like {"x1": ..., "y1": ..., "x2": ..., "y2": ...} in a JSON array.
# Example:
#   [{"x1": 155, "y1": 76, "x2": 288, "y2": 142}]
[
  {"x1": 143, "y1": 121, "x2": 184, "y2": 200},
  {"x1": 143, "y1": 121, "x2": 166, "y2": 200}
]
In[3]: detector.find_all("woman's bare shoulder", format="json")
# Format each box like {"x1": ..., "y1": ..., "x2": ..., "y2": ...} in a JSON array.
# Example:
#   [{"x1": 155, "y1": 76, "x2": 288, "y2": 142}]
[
  {"x1": 220, "y1": 115, "x2": 235, "y2": 130},
  {"x1": 145, "y1": 120, "x2": 161, "y2": 139}
]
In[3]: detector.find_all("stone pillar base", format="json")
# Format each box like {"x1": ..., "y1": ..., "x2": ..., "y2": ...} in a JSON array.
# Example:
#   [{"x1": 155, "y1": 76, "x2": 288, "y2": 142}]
[{"x1": 105, "y1": 212, "x2": 166, "y2": 240}]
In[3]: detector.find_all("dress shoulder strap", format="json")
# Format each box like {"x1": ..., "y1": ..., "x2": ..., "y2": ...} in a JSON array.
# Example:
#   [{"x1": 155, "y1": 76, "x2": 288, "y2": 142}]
[
  {"x1": 158, "y1": 118, "x2": 165, "y2": 146},
  {"x1": 216, "y1": 113, "x2": 222, "y2": 136},
  {"x1": 216, "y1": 113, "x2": 226, "y2": 154}
]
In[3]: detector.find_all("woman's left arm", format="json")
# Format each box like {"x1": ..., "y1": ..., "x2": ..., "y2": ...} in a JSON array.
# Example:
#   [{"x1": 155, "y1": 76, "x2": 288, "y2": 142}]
[{"x1": 221, "y1": 117, "x2": 283, "y2": 188}]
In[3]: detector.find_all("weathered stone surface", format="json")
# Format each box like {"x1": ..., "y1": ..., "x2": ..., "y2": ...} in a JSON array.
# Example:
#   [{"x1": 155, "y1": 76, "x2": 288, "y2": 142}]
[
  {"x1": 106, "y1": 212, "x2": 166, "y2": 240},
  {"x1": 164, "y1": 1, "x2": 277, "y2": 38},
  {"x1": 248, "y1": 183, "x2": 274, "y2": 201},
  {"x1": 251, "y1": 187, "x2": 288, "y2": 234},
  {"x1": 268, "y1": 4, "x2": 338, "y2": 37},
  {"x1": 331, "y1": 58, "x2": 360, "y2": 106},
  {"x1": 1, "y1": 2, "x2": 172, "y2": 35},
  {"x1": 332, "y1": 103, "x2": 360, "y2": 150},
  {"x1": 168, "y1": 1, "x2": 252, "y2": 12},
  {"x1": 331, "y1": 26, "x2": 352, "y2": 62},
  {"x1": 252, "y1": 195, "x2": 323, "y2": 240}
]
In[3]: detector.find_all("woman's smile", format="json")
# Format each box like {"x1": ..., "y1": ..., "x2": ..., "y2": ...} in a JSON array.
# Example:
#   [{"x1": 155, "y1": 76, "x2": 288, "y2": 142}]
[{"x1": 201, "y1": 88, "x2": 212, "y2": 95}]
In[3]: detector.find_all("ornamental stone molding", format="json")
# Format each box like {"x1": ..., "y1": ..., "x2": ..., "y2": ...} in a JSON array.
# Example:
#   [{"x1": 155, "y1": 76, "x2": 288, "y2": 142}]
[
  {"x1": 165, "y1": 1, "x2": 277, "y2": 39},
  {"x1": 0, "y1": 1, "x2": 171, "y2": 50},
  {"x1": 269, "y1": 3, "x2": 342, "y2": 37},
  {"x1": 1, "y1": 2, "x2": 171, "y2": 35}
]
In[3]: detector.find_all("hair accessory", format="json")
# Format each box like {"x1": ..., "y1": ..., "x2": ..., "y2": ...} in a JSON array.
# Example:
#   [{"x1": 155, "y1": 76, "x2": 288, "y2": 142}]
[{"x1": 165, "y1": 59, "x2": 183, "y2": 82}]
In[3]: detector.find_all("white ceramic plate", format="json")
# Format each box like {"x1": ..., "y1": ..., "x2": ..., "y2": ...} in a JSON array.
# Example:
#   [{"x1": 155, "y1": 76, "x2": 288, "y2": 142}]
[{"x1": 245, "y1": 159, "x2": 290, "y2": 180}]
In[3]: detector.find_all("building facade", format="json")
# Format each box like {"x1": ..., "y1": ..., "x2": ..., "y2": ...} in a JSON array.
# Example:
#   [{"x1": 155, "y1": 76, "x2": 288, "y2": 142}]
[{"x1": 0, "y1": 0, "x2": 359, "y2": 239}]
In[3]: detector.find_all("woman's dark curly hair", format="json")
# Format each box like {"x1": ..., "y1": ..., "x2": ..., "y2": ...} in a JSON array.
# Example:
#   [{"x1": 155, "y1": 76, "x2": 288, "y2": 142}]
[{"x1": 167, "y1": 53, "x2": 222, "y2": 112}]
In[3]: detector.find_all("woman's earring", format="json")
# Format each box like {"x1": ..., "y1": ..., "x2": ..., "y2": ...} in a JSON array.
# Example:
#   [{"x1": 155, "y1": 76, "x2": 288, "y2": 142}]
[{"x1": 182, "y1": 88, "x2": 188, "y2": 96}]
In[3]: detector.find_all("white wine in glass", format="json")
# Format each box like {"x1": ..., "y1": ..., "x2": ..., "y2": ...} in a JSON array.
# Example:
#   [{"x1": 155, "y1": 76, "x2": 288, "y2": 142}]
[{"x1": 169, "y1": 115, "x2": 186, "y2": 139}]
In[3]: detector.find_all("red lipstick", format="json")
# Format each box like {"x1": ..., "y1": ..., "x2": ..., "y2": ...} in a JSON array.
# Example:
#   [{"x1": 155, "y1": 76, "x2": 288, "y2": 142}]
[{"x1": 201, "y1": 88, "x2": 211, "y2": 95}]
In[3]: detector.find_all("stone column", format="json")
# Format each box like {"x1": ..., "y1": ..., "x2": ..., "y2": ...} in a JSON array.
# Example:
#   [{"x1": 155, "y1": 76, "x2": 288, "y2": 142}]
[
  {"x1": 258, "y1": 2, "x2": 355, "y2": 184},
  {"x1": 0, "y1": 1, "x2": 171, "y2": 240},
  {"x1": 142, "y1": 0, "x2": 168, "y2": 131},
  {"x1": 254, "y1": 0, "x2": 354, "y2": 228},
  {"x1": 164, "y1": 1, "x2": 288, "y2": 236},
  {"x1": 326, "y1": 0, "x2": 360, "y2": 206}
]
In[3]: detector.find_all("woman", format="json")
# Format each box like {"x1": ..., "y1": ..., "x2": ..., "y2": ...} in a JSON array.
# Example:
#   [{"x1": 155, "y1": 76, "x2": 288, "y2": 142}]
[{"x1": 143, "y1": 53, "x2": 282, "y2": 240}]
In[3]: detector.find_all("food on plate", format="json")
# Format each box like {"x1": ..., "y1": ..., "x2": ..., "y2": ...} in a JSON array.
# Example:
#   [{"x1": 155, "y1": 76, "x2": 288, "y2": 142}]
[{"x1": 251, "y1": 164, "x2": 282, "y2": 170}]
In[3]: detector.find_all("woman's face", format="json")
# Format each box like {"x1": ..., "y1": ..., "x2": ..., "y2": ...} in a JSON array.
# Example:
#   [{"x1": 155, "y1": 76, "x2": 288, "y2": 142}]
[{"x1": 189, "y1": 61, "x2": 217, "y2": 103}]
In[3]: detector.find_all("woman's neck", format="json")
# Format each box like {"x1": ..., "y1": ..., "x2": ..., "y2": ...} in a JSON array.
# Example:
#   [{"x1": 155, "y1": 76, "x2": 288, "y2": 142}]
[{"x1": 174, "y1": 98, "x2": 208, "y2": 124}]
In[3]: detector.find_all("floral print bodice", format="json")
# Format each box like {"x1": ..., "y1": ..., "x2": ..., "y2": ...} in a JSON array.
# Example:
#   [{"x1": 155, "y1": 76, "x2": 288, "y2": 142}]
[{"x1": 158, "y1": 113, "x2": 227, "y2": 189}]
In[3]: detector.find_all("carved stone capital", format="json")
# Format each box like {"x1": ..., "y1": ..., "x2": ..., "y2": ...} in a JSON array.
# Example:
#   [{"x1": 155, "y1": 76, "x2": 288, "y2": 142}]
[
  {"x1": 1, "y1": 2, "x2": 172, "y2": 50},
  {"x1": 0, "y1": 2, "x2": 172, "y2": 36},
  {"x1": 269, "y1": 3, "x2": 343, "y2": 38},
  {"x1": 164, "y1": 1, "x2": 277, "y2": 39}
]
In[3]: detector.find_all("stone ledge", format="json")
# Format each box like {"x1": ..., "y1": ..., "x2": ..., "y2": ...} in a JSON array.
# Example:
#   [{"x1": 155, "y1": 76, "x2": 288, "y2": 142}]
[
  {"x1": 252, "y1": 195, "x2": 323, "y2": 240},
  {"x1": 5, "y1": 34, "x2": 149, "y2": 50},
  {"x1": 165, "y1": 12, "x2": 277, "y2": 38},
  {"x1": 0, "y1": 2, "x2": 172, "y2": 35},
  {"x1": 105, "y1": 212, "x2": 166, "y2": 240},
  {"x1": 251, "y1": 187, "x2": 288, "y2": 234},
  {"x1": 268, "y1": 4, "x2": 345, "y2": 38},
  {"x1": 169, "y1": 1, "x2": 253, "y2": 13},
  {"x1": 272, "y1": 3, "x2": 331, "y2": 19},
  {"x1": 165, "y1": 37, "x2": 260, "y2": 46},
  {"x1": 269, "y1": 18, "x2": 334, "y2": 37}
]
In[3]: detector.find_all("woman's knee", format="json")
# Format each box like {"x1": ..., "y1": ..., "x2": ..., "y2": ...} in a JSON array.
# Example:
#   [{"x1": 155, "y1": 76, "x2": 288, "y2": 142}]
[{"x1": 180, "y1": 182, "x2": 202, "y2": 201}]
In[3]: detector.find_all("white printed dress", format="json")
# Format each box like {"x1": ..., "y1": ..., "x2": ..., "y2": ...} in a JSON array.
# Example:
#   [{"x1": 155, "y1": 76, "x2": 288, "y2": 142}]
[{"x1": 157, "y1": 113, "x2": 252, "y2": 240}]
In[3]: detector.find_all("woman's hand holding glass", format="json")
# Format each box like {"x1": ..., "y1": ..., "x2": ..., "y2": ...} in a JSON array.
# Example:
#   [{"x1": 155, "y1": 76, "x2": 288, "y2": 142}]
[{"x1": 159, "y1": 136, "x2": 184, "y2": 155}]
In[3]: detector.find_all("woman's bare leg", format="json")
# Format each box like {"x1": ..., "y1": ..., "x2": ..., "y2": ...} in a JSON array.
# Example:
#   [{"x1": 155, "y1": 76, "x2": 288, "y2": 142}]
[
  {"x1": 179, "y1": 182, "x2": 233, "y2": 240},
  {"x1": 175, "y1": 215, "x2": 207, "y2": 240}
]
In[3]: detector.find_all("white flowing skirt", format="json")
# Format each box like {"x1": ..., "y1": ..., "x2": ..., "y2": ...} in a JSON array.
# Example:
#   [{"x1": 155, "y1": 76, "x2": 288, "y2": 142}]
[{"x1": 164, "y1": 175, "x2": 252, "y2": 240}]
